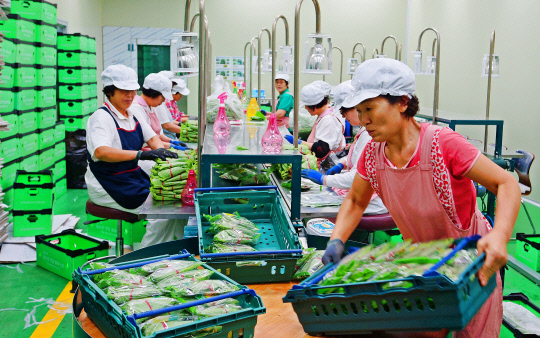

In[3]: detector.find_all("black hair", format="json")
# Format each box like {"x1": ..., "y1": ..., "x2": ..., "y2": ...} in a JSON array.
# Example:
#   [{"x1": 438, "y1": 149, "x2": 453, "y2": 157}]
[
  {"x1": 142, "y1": 87, "x2": 163, "y2": 98},
  {"x1": 102, "y1": 85, "x2": 117, "y2": 99},
  {"x1": 306, "y1": 96, "x2": 329, "y2": 110},
  {"x1": 380, "y1": 94, "x2": 420, "y2": 119},
  {"x1": 339, "y1": 106, "x2": 356, "y2": 116}
]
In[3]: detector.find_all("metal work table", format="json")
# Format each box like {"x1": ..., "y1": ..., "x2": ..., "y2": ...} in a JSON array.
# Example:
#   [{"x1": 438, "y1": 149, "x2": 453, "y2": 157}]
[
  {"x1": 138, "y1": 194, "x2": 195, "y2": 220},
  {"x1": 200, "y1": 123, "x2": 303, "y2": 221}
]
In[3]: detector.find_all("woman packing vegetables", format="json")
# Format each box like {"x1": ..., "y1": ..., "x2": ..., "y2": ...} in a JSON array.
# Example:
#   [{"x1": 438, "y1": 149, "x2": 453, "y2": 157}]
[
  {"x1": 323, "y1": 58, "x2": 521, "y2": 337},
  {"x1": 284, "y1": 81, "x2": 345, "y2": 166},
  {"x1": 155, "y1": 70, "x2": 191, "y2": 140},
  {"x1": 274, "y1": 73, "x2": 294, "y2": 136},
  {"x1": 301, "y1": 80, "x2": 387, "y2": 215},
  {"x1": 85, "y1": 65, "x2": 181, "y2": 248}
]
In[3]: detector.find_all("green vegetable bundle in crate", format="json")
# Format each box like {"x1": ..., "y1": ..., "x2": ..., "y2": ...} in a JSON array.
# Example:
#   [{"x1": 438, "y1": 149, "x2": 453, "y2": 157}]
[
  {"x1": 271, "y1": 152, "x2": 317, "y2": 179},
  {"x1": 180, "y1": 120, "x2": 198, "y2": 143},
  {"x1": 217, "y1": 164, "x2": 270, "y2": 186},
  {"x1": 204, "y1": 212, "x2": 261, "y2": 253},
  {"x1": 150, "y1": 149, "x2": 198, "y2": 201}
]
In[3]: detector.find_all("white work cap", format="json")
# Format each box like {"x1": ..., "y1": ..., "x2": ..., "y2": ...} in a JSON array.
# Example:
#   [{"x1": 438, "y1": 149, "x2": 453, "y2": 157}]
[
  {"x1": 143, "y1": 73, "x2": 173, "y2": 100},
  {"x1": 275, "y1": 73, "x2": 290, "y2": 82},
  {"x1": 158, "y1": 70, "x2": 183, "y2": 83},
  {"x1": 101, "y1": 64, "x2": 140, "y2": 91},
  {"x1": 172, "y1": 79, "x2": 190, "y2": 96},
  {"x1": 342, "y1": 58, "x2": 415, "y2": 108},
  {"x1": 300, "y1": 80, "x2": 332, "y2": 106},
  {"x1": 332, "y1": 80, "x2": 355, "y2": 112}
]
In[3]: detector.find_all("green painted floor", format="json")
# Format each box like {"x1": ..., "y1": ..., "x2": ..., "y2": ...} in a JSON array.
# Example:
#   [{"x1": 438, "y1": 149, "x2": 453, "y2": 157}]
[{"x1": 0, "y1": 189, "x2": 539, "y2": 337}]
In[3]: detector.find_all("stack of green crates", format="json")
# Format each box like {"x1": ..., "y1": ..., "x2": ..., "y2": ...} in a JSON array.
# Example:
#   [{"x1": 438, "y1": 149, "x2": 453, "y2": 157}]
[
  {"x1": 12, "y1": 170, "x2": 54, "y2": 237},
  {"x1": 58, "y1": 33, "x2": 97, "y2": 131}
]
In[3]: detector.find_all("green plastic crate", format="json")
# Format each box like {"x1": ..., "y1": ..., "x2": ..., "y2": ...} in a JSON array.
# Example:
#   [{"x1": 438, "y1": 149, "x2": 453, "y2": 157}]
[
  {"x1": 88, "y1": 83, "x2": 97, "y2": 98},
  {"x1": 88, "y1": 97, "x2": 98, "y2": 114},
  {"x1": 0, "y1": 89, "x2": 15, "y2": 113},
  {"x1": 38, "y1": 145, "x2": 55, "y2": 169},
  {"x1": 58, "y1": 66, "x2": 85, "y2": 83},
  {"x1": 0, "y1": 135, "x2": 20, "y2": 163},
  {"x1": 53, "y1": 141, "x2": 66, "y2": 161},
  {"x1": 3, "y1": 187, "x2": 14, "y2": 210},
  {"x1": 87, "y1": 53, "x2": 96, "y2": 68},
  {"x1": 54, "y1": 176, "x2": 67, "y2": 197},
  {"x1": 11, "y1": 0, "x2": 57, "y2": 25},
  {"x1": 73, "y1": 252, "x2": 265, "y2": 338},
  {"x1": 13, "y1": 64, "x2": 37, "y2": 87},
  {"x1": 35, "y1": 21, "x2": 56, "y2": 45},
  {"x1": 59, "y1": 115, "x2": 89, "y2": 132},
  {"x1": 14, "y1": 87, "x2": 37, "y2": 111},
  {"x1": 38, "y1": 126, "x2": 55, "y2": 149},
  {"x1": 86, "y1": 214, "x2": 147, "y2": 246},
  {"x1": 0, "y1": 159, "x2": 20, "y2": 190},
  {"x1": 19, "y1": 153, "x2": 39, "y2": 174},
  {"x1": 36, "y1": 229, "x2": 109, "y2": 280},
  {"x1": 0, "y1": 14, "x2": 36, "y2": 42},
  {"x1": 87, "y1": 68, "x2": 97, "y2": 82},
  {"x1": 0, "y1": 112, "x2": 19, "y2": 138},
  {"x1": 58, "y1": 50, "x2": 87, "y2": 67},
  {"x1": 18, "y1": 110, "x2": 38, "y2": 134},
  {"x1": 57, "y1": 33, "x2": 85, "y2": 51},
  {"x1": 502, "y1": 293, "x2": 540, "y2": 337},
  {"x1": 34, "y1": 43, "x2": 57, "y2": 66},
  {"x1": 53, "y1": 120, "x2": 65, "y2": 143},
  {"x1": 58, "y1": 99, "x2": 87, "y2": 116},
  {"x1": 0, "y1": 65, "x2": 15, "y2": 88},
  {"x1": 58, "y1": 83, "x2": 87, "y2": 100},
  {"x1": 13, "y1": 169, "x2": 53, "y2": 211},
  {"x1": 36, "y1": 86, "x2": 56, "y2": 108},
  {"x1": 372, "y1": 229, "x2": 404, "y2": 246},
  {"x1": 516, "y1": 233, "x2": 540, "y2": 271},
  {"x1": 196, "y1": 187, "x2": 303, "y2": 283},
  {"x1": 87, "y1": 37, "x2": 96, "y2": 53},
  {"x1": 36, "y1": 65, "x2": 56, "y2": 86},
  {"x1": 36, "y1": 106, "x2": 56, "y2": 129},
  {"x1": 15, "y1": 41, "x2": 36, "y2": 64},
  {"x1": 13, "y1": 209, "x2": 52, "y2": 237},
  {"x1": 3, "y1": 39, "x2": 16, "y2": 64},
  {"x1": 54, "y1": 159, "x2": 66, "y2": 180},
  {"x1": 19, "y1": 131, "x2": 39, "y2": 156}
]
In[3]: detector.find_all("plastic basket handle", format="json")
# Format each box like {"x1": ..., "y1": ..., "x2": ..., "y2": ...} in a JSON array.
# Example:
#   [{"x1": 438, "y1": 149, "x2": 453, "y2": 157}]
[
  {"x1": 80, "y1": 250, "x2": 191, "y2": 275},
  {"x1": 194, "y1": 186, "x2": 278, "y2": 196},
  {"x1": 126, "y1": 289, "x2": 257, "y2": 326},
  {"x1": 423, "y1": 234, "x2": 481, "y2": 277},
  {"x1": 201, "y1": 249, "x2": 303, "y2": 258}
]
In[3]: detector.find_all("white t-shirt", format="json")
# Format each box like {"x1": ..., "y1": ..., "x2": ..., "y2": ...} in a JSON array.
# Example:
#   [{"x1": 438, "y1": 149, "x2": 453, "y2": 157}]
[
  {"x1": 314, "y1": 113, "x2": 346, "y2": 151},
  {"x1": 128, "y1": 100, "x2": 164, "y2": 136},
  {"x1": 84, "y1": 98, "x2": 156, "y2": 213},
  {"x1": 155, "y1": 103, "x2": 173, "y2": 125}
]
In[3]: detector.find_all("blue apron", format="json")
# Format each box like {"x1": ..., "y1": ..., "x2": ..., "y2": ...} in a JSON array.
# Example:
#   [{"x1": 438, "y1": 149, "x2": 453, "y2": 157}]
[{"x1": 87, "y1": 104, "x2": 150, "y2": 210}]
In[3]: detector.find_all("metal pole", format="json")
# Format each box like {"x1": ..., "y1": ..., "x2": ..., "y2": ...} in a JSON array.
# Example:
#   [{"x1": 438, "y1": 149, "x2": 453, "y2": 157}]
[
  {"x1": 381, "y1": 35, "x2": 399, "y2": 59},
  {"x1": 295, "y1": 0, "x2": 322, "y2": 148},
  {"x1": 485, "y1": 29, "x2": 495, "y2": 153},
  {"x1": 258, "y1": 28, "x2": 271, "y2": 105},
  {"x1": 272, "y1": 15, "x2": 289, "y2": 114},
  {"x1": 250, "y1": 36, "x2": 258, "y2": 101},
  {"x1": 244, "y1": 41, "x2": 253, "y2": 102},
  {"x1": 372, "y1": 48, "x2": 379, "y2": 58},
  {"x1": 332, "y1": 46, "x2": 343, "y2": 83},
  {"x1": 197, "y1": 0, "x2": 205, "y2": 188},
  {"x1": 184, "y1": 0, "x2": 191, "y2": 32},
  {"x1": 417, "y1": 27, "x2": 440, "y2": 125},
  {"x1": 352, "y1": 42, "x2": 366, "y2": 62}
]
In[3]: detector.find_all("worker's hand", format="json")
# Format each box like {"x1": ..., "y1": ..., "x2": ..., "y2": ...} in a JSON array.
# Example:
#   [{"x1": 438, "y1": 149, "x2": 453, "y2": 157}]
[
  {"x1": 327, "y1": 163, "x2": 344, "y2": 175},
  {"x1": 169, "y1": 140, "x2": 188, "y2": 147},
  {"x1": 322, "y1": 239, "x2": 345, "y2": 265},
  {"x1": 301, "y1": 169, "x2": 325, "y2": 185},
  {"x1": 477, "y1": 230, "x2": 509, "y2": 286},
  {"x1": 140, "y1": 148, "x2": 178, "y2": 161},
  {"x1": 284, "y1": 135, "x2": 301, "y2": 144},
  {"x1": 171, "y1": 144, "x2": 188, "y2": 151}
]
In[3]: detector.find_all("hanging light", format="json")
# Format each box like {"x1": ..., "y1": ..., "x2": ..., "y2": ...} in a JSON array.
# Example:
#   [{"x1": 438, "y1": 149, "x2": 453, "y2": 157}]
[
  {"x1": 262, "y1": 48, "x2": 273, "y2": 72},
  {"x1": 482, "y1": 54, "x2": 499, "y2": 77},
  {"x1": 170, "y1": 32, "x2": 199, "y2": 78},
  {"x1": 411, "y1": 50, "x2": 424, "y2": 74},
  {"x1": 252, "y1": 56, "x2": 265, "y2": 74},
  {"x1": 279, "y1": 46, "x2": 294, "y2": 74},
  {"x1": 346, "y1": 58, "x2": 359, "y2": 74},
  {"x1": 303, "y1": 34, "x2": 332, "y2": 74}
]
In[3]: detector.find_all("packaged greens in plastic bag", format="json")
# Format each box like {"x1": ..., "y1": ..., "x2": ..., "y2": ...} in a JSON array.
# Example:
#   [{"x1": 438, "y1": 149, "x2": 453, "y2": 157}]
[
  {"x1": 88, "y1": 262, "x2": 113, "y2": 283},
  {"x1": 206, "y1": 76, "x2": 243, "y2": 122},
  {"x1": 165, "y1": 280, "x2": 239, "y2": 298},
  {"x1": 219, "y1": 168, "x2": 258, "y2": 181},
  {"x1": 106, "y1": 285, "x2": 163, "y2": 305},
  {"x1": 157, "y1": 269, "x2": 214, "y2": 288},
  {"x1": 239, "y1": 173, "x2": 270, "y2": 186},
  {"x1": 181, "y1": 326, "x2": 223, "y2": 338},
  {"x1": 204, "y1": 212, "x2": 259, "y2": 234},
  {"x1": 293, "y1": 250, "x2": 324, "y2": 280},
  {"x1": 213, "y1": 229, "x2": 261, "y2": 246},
  {"x1": 130, "y1": 260, "x2": 186, "y2": 276},
  {"x1": 97, "y1": 269, "x2": 153, "y2": 289},
  {"x1": 185, "y1": 297, "x2": 241, "y2": 316},
  {"x1": 140, "y1": 314, "x2": 198, "y2": 336},
  {"x1": 295, "y1": 248, "x2": 315, "y2": 271},
  {"x1": 149, "y1": 261, "x2": 204, "y2": 284},
  {"x1": 206, "y1": 243, "x2": 258, "y2": 253},
  {"x1": 121, "y1": 297, "x2": 180, "y2": 324}
]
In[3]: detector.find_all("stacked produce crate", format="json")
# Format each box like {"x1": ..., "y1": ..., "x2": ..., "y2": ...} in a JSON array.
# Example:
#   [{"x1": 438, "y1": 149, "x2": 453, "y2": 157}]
[{"x1": 0, "y1": 0, "x2": 58, "y2": 215}]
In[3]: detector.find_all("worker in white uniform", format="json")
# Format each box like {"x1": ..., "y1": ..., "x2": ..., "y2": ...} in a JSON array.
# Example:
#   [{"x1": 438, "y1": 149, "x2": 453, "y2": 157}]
[
  {"x1": 285, "y1": 81, "x2": 345, "y2": 167},
  {"x1": 85, "y1": 65, "x2": 182, "y2": 248},
  {"x1": 155, "y1": 71, "x2": 190, "y2": 140},
  {"x1": 301, "y1": 80, "x2": 387, "y2": 215}
]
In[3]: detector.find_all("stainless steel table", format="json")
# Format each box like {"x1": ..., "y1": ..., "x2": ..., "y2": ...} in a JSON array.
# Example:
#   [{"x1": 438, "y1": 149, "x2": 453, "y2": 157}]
[{"x1": 138, "y1": 194, "x2": 195, "y2": 220}]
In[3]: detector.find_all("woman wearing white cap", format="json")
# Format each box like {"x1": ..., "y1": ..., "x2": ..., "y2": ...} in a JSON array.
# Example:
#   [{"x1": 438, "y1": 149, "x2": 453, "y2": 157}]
[
  {"x1": 85, "y1": 65, "x2": 179, "y2": 247},
  {"x1": 323, "y1": 58, "x2": 520, "y2": 337},
  {"x1": 155, "y1": 71, "x2": 190, "y2": 140},
  {"x1": 301, "y1": 80, "x2": 387, "y2": 215},
  {"x1": 284, "y1": 80, "x2": 345, "y2": 166},
  {"x1": 274, "y1": 73, "x2": 294, "y2": 135}
]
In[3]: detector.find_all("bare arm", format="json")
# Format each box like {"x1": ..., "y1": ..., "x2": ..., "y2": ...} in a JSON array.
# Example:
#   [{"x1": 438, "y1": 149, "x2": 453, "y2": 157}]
[
  {"x1": 94, "y1": 146, "x2": 137, "y2": 162},
  {"x1": 275, "y1": 109, "x2": 287, "y2": 119},
  {"x1": 162, "y1": 122, "x2": 181, "y2": 134},
  {"x1": 146, "y1": 135, "x2": 166, "y2": 150},
  {"x1": 330, "y1": 175, "x2": 375, "y2": 242},
  {"x1": 159, "y1": 133, "x2": 171, "y2": 143},
  {"x1": 465, "y1": 154, "x2": 521, "y2": 285}
]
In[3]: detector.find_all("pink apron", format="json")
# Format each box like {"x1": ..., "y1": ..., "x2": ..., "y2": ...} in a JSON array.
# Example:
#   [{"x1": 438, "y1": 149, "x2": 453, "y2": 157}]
[
  {"x1": 369, "y1": 124, "x2": 502, "y2": 338},
  {"x1": 307, "y1": 107, "x2": 345, "y2": 166},
  {"x1": 275, "y1": 91, "x2": 293, "y2": 128},
  {"x1": 134, "y1": 95, "x2": 163, "y2": 151}
]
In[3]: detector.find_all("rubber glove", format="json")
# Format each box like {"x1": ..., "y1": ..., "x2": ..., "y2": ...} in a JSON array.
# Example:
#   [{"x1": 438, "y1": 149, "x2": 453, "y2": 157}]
[
  {"x1": 169, "y1": 140, "x2": 188, "y2": 147},
  {"x1": 326, "y1": 163, "x2": 344, "y2": 175},
  {"x1": 171, "y1": 144, "x2": 187, "y2": 151},
  {"x1": 322, "y1": 239, "x2": 345, "y2": 265},
  {"x1": 260, "y1": 109, "x2": 267, "y2": 116},
  {"x1": 285, "y1": 135, "x2": 302, "y2": 144},
  {"x1": 301, "y1": 169, "x2": 325, "y2": 185},
  {"x1": 140, "y1": 148, "x2": 178, "y2": 161}
]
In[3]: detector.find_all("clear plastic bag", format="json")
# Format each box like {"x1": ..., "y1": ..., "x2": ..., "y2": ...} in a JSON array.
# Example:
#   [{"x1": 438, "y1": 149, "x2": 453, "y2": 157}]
[
  {"x1": 206, "y1": 76, "x2": 243, "y2": 122},
  {"x1": 288, "y1": 106, "x2": 316, "y2": 134}
]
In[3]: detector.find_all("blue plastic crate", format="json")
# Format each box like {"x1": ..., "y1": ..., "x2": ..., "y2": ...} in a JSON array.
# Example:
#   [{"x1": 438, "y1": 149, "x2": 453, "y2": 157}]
[
  {"x1": 195, "y1": 186, "x2": 303, "y2": 283},
  {"x1": 282, "y1": 235, "x2": 497, "y2": 335},
  {"x1": 73, "y1": 250, "x2": 266, "y2": 338}
]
